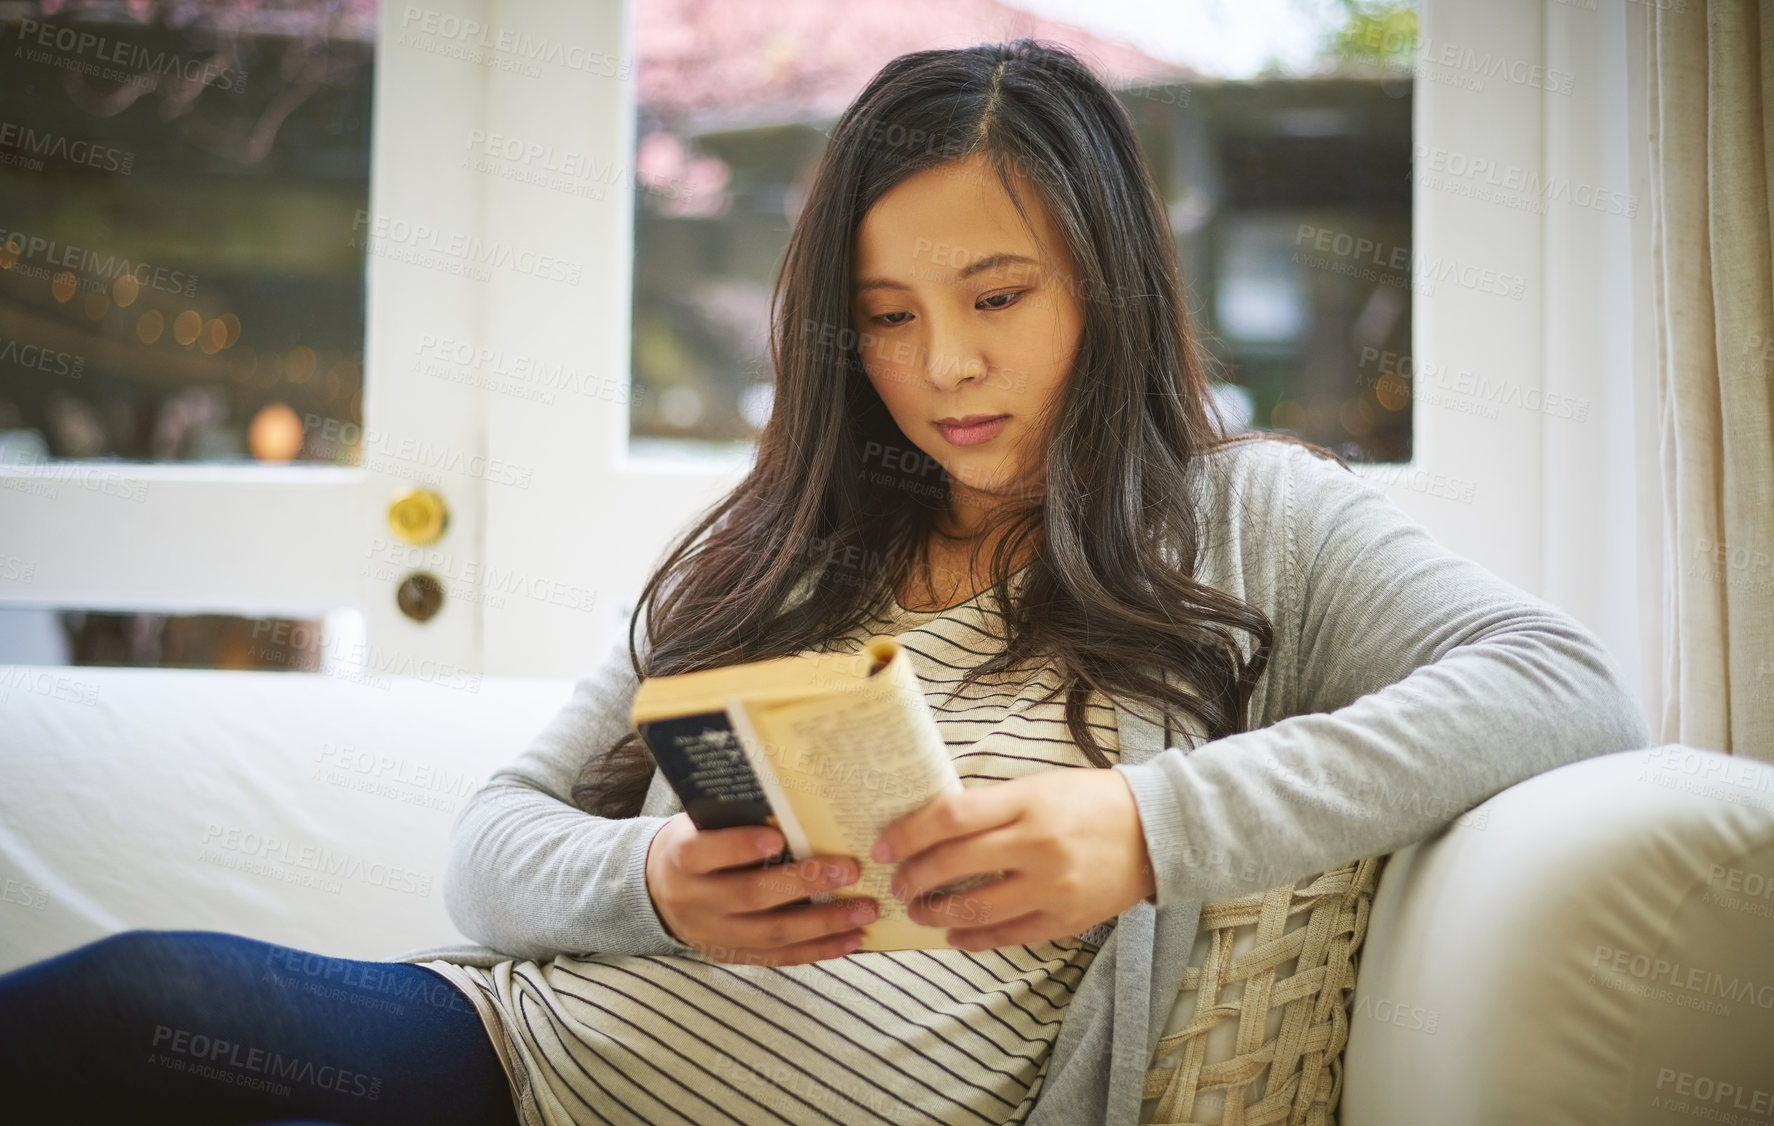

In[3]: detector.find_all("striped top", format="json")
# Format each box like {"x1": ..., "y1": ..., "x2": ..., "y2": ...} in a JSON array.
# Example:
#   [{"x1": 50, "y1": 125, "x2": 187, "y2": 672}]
[{"x1": 422, "y1": 575, "x2": 1123, "y2": 1126}]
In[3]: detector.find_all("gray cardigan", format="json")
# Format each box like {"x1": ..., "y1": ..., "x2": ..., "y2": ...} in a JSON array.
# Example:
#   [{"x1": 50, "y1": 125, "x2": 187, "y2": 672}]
[{"x1": 389, "y1": 436, "x2": 1653, "y2": 1125}]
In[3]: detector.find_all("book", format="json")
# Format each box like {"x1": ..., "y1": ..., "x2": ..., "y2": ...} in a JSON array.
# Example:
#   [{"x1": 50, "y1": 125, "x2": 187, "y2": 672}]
[{"x1": 630, "y1": 636, "x2": 997, "y2": 951}]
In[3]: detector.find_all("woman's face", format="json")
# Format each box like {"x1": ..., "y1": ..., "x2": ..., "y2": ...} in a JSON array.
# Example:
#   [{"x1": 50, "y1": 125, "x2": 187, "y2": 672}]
[{"x1": 849, "y1": 151, "x2": 1085, "y2": 527}]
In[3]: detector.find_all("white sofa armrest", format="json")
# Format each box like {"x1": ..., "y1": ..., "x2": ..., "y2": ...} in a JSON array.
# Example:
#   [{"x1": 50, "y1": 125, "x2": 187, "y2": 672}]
[{"x1": 1344, "y1": 745, "x2": 1774, "y2": 1126}]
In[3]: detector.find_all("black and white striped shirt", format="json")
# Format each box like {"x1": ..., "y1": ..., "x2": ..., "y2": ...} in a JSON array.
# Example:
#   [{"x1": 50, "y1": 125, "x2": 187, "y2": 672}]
[{"x1": 423, "y1": 582, "x2": 1121, "y2": 1126}]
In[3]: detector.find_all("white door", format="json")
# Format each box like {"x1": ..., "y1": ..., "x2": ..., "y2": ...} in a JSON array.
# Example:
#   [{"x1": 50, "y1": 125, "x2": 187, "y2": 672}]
[{"x1": 0, "y1": 2, "x2": 500, "y2": 684}]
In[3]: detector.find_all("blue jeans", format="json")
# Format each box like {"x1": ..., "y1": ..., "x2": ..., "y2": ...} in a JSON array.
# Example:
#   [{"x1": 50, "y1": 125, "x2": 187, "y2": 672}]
[{"x1": 0, "y1": 929, "x2": 521, "y2": 1126}]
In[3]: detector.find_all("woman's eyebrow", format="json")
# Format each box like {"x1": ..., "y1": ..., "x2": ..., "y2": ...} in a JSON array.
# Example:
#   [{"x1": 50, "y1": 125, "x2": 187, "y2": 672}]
[{"x1": 854, "y1": 252, "x2": 1040, "y2": 293}]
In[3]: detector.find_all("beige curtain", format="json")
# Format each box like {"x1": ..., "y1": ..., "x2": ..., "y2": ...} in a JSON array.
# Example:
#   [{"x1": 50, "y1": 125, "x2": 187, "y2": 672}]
[{"x1": 1648, "y1": 0, "x2": 1774, "y2": 760}]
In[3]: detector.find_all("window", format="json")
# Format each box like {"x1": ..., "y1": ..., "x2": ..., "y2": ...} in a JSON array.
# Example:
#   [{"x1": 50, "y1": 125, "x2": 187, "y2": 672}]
[
  {"x1": 0, "y1": 1, "x2": 376, "y2": 467},
  {"x1": 628, "y1": 0, "x2": 1418, "y2": 463}
]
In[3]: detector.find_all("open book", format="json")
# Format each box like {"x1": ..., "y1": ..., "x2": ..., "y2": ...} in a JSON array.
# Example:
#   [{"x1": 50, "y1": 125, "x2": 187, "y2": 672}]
[{"x1": 630, "y1": 636, "x2": 996, "y2": 951}]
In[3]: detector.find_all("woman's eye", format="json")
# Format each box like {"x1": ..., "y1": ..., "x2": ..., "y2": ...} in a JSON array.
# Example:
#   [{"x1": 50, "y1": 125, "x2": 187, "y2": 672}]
[{"x1": 870, "y1": 292, "x2": 1022, "y2": 327}]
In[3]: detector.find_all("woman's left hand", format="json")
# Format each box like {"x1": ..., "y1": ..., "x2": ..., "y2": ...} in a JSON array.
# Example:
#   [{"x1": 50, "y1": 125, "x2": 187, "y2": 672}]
[{"x1": 870, "y1": 768, "x2": 1157, "y2": 950}]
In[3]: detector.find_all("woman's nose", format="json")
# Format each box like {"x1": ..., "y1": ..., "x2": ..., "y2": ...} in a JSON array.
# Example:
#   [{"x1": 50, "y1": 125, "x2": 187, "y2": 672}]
[{"x1": 921, "y1": 325, "x2": 988, "y2": 391}]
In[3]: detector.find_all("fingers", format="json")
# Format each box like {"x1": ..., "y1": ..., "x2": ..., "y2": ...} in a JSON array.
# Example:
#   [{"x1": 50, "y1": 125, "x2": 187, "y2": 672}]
[
  {"x1": 652, "y1": 823, "x2": 879, "y2": 958},
  {"x1": 904, "y1": 869, "x2": 1026, "y2": 933},
  {"x1": 675, "y1": 823, "x2": 790, "y2": 877},
  {"x1": 712, "y1": 853, "x2": 864, "y2": 914},
  {"x1": 888, "y1": 822, "x2": 1028, "y2": 903},
  {"x1": 895, "y1": 872, "x2": 1088, "y2": 951},
  {"x1": 942, "y1": 908, "x2": 1053, "y2": 952},
  {"x1": 696, "y1": 925, "x2": 870, "y2": 967},
  {"x1": 872, "y1": 785, "x2": 1021, "y2": 865},
  {"x1": 713, "y1": 895, "x2": 881, "y2": 953}
]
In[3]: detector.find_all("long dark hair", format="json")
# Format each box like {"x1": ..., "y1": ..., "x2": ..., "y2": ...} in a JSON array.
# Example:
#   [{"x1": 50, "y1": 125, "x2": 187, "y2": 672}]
[{"x1": 574, "y1": 38, "x2": 1343, "y2": 819}]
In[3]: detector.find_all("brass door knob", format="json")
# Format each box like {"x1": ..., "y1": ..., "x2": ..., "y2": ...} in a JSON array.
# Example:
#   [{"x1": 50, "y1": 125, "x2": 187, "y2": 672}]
[{"x1": 387, "y1": 488, "x2": 449, "y2": 545}]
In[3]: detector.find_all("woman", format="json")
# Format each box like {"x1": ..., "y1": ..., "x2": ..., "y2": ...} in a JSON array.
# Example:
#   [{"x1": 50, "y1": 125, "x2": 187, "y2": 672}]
[{"x1": 0, "y1": 38, "x2": 1649, "y2": 1126}]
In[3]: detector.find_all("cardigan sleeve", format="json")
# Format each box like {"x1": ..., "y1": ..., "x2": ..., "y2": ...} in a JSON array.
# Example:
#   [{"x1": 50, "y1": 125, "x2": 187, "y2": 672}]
[
  {"x1": 437, "y1": 632, "x2": 698, "y2": 960},
  {"x1": 1113, "y1": 440, "x2": 1654, "y2": 909}
]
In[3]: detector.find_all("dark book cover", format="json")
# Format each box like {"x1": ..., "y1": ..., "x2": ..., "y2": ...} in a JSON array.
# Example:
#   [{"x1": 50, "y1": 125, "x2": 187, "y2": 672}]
[{"x1": 634, "y1": 710, "x2": 778, "y2": 833}]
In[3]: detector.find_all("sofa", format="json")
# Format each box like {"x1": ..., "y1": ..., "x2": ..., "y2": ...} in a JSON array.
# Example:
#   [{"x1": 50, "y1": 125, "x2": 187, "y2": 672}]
[{"x1": 3, "y1": 663, "x2": 1771, "y2": 1125}]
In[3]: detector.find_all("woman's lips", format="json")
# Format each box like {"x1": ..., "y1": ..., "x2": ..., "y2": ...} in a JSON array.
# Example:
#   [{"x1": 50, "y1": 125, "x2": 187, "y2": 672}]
[{"x1": 936, "y1": 415, "x2": 1010, "y2": 447}]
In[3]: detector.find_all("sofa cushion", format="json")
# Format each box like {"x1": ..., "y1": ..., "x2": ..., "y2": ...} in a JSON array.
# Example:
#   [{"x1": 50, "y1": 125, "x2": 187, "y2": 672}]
[{"x1": 0, "y1": 665, "x2": 570, "y2": 972}]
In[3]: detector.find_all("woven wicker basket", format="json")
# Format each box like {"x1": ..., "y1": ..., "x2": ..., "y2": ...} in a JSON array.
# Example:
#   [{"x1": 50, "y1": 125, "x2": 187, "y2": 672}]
[{"x1": 1140, "y1": 854, "x2": 1388, "y2": 1126}]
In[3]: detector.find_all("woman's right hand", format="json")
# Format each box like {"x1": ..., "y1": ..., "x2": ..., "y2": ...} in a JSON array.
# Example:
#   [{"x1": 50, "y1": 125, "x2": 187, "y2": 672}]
[{"x1": 643, "y1": 813, "x2": 880, "y2": 966}]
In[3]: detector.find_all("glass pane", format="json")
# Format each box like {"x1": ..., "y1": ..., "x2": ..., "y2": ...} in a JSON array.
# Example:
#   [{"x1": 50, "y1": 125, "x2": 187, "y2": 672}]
[
  {"x1": 0, "y1": 606, "x2": 469, "y2": 688},
  {"x1": 0, "y1": 606, "x2": 328, "y2": 671},
  {"x1": 629, "y1": 0, "x2": 1416, "y2": 464},
  {"x1": 0, "y1": 1, "x2": 377, "y2": 465}
]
